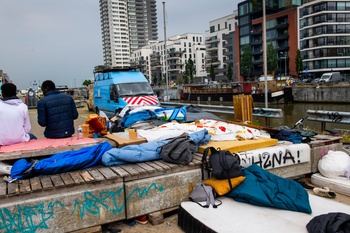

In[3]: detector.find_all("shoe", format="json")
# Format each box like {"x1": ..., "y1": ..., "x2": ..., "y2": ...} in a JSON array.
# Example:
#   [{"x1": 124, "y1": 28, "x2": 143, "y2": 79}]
[
  {"x1": 313, "y1": 187, "x2": 336, "y2": 198},
  {"x1": 135, "y1": 215, "x2": 148, "y2": 225},
  {"x1": 124, "y1": 219, "x2": 136, "y2": 226}
]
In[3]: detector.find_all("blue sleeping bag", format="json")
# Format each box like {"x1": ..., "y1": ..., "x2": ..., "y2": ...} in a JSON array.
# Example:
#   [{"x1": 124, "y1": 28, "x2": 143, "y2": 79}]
[
  {"x1": 225, "y1": 164, "x2": 312, "y2": 214},
  {"x1": 11, "y1": 142, "x2": 112, "y2": 179}
]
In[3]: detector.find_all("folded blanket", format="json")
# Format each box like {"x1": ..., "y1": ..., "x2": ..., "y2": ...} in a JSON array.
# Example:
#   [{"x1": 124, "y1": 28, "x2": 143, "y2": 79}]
[{"x1": 102, "y1": 129, "x2": 210, "y2": 166}]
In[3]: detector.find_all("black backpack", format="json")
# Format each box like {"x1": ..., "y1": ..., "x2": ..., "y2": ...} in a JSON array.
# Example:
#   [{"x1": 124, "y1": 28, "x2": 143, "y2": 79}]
[
  {"x1": 159, "y1": 135, "x2": 197, "y2": 165},
  {"x1": 201, "y1": 147, "x2": 242, "y2": 189}
]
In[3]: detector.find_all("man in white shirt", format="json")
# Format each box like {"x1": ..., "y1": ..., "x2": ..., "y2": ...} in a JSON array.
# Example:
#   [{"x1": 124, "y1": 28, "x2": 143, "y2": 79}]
[{"x1": 0, "y1": 83, "x2": 36, "y2": 146}]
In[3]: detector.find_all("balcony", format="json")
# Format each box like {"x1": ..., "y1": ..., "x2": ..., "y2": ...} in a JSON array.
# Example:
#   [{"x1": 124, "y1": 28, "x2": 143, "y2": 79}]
[
  {"x1": 207, "y1": 46, "x2": 218, "y2": 52},
  {"x1": 168, "y1": 67, "x2": 182, "y2": 72},
  {"x1": 275, "y1": 22, "x2": 288, "y2": 29},
  {"x1": 277, "y1": 34, "x2": 289, "y2": 41},
  {"x1": 251, "y1": 40, "x2": 262, "y2": 45},
  {"x1": 206, "y1": 36, "x2": 220, "y2": 43}
]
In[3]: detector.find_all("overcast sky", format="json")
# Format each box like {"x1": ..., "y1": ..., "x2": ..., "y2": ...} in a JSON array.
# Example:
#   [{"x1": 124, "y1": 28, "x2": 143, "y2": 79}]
[{"x1": 0, "y1": 0, "x2": 240, "y2": 90}]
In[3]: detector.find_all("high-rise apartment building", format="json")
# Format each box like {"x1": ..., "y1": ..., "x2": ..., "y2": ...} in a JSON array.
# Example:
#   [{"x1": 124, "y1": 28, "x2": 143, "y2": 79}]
[
  {"x1": 205, "y1": 11, "x2": 238, "y2": 82},
  {"x1": 236, "y1": 0, "x2": 302, "y2": 81},
  {"x1": 99, "y1": 0, "x2": 158, "y2": 68},
  {"x1": 299, "y1": 0, "x2": 350, "y2": 78}
]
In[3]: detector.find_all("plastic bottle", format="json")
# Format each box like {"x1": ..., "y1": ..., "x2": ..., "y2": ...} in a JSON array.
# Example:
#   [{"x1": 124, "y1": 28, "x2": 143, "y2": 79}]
[{"x1": 78, "y1": 126, "x2": 83, "y2": 139}]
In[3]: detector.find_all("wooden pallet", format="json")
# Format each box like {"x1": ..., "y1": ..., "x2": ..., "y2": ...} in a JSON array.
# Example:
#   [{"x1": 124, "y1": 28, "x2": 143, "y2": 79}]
[{"x1": 0, "y1": 157, "x2": 202, "y2": 198}]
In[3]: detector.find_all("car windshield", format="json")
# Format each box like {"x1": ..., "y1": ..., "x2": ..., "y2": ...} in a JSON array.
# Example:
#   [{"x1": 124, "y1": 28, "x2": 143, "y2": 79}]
[{"x1": 115, "y1": 82, "x2": 154, "y2": 97}]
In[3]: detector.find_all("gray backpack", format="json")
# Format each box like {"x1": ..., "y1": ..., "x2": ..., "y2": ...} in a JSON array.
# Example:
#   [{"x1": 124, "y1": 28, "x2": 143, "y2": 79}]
[
  {"x1": 159, "y1": 135, "x2": 196, "y2": 165},
  {"x1": 189, "y1": 183, "x2": 222, "y2": 208}
]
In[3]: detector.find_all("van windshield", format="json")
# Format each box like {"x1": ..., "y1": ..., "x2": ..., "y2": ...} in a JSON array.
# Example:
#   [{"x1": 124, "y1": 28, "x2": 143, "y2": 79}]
[
  {"x1": 115, "y1": 82, "x2": 154, "y2": 97},
  {"x1": 320, "y1": 74, "x2": 331, "y2": 80}
]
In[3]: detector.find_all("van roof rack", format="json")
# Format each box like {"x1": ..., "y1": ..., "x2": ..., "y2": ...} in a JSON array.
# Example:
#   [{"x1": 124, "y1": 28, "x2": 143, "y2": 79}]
[{"x1": 93, "y1": 65, "x2": 139, "y2": 74}]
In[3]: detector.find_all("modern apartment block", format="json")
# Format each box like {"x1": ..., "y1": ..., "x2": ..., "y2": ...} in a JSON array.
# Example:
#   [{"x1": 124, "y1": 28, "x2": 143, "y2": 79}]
[
  {"x1": 131, "y1": 33, "x2": 206, "y2": 85},
  {"x1": 236, "y1": 0, "x2": 302, "y2": 81},
  {"x1": 99, "y1": 0, "x2": 158, "y2": 68},
  {"x1": 205, "y1": 11, "x2": 238, "y2": 82},
  {"x1": 299, "y1": 0, "x2": 350, "y2": 78}
]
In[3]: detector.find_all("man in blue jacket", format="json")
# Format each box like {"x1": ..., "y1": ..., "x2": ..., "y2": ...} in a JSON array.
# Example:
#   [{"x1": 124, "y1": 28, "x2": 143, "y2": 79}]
[{"x1": 37, "y1": 80, "x2": 79, "y2": 138}]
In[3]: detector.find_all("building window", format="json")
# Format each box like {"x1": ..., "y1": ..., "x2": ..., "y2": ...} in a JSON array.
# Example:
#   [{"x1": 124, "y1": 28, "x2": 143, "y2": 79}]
[
  {"x1": 218, "y1": 24, "x2": 220, "y2": 31},
  {"x1": 239, "y1": 2, "x2": 250, "y2": 15},
  {"x1": 210, "y1": 26, "x2": 215, "y2": 33},
  {"x1": 240, "y1": 36, "x2": 249, "y2": 45},
  {"x1": 239, "y1": 15, "x2": 250, "y2": 25},
  {"x1": 240, "y1": 25, "x2": 249, "y2": 35}
]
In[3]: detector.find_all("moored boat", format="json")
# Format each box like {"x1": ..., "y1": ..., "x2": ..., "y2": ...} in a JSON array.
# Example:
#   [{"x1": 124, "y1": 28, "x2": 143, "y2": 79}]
[{"x1": 179, "y1": 79, "x2": 293, "y2": 103}]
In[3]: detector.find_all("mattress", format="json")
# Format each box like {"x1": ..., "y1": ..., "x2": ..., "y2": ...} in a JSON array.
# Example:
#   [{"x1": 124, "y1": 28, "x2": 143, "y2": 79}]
[
  {"x1": 178, "y1": 195, "x2": 350, "y2": 233},
  {"x1": 236, "y1": 143, "x2": 310, "y2": 170},
  {"x1": 311, "y1": 172, "x2": 350, "y2": 197},
  {"x1": 198, "y1": 137, "x2": 278, "y2": 154}
]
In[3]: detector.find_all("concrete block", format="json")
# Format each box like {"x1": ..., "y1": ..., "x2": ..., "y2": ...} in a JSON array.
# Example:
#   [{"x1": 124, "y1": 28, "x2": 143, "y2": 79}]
[
  {"x1": 125, "y1": 169, "x2": 201, "y2": 219},
  {"x1": 310, "y1": 143, "x2": 343, "y2": 173}
]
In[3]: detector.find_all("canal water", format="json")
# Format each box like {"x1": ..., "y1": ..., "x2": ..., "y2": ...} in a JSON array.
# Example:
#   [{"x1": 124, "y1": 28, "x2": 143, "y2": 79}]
[{"x1": 179, "y1": 100, "x2": 350, "y2": 132}]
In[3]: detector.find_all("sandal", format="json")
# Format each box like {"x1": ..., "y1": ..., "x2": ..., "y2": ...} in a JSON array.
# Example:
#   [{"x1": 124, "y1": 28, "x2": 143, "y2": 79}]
[{"x1": 313, "y1": 187, "x2": 336, "y2": 198}]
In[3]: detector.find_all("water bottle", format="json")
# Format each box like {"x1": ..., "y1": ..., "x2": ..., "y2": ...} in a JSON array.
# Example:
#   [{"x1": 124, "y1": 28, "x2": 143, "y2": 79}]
[{"x1": 78, "y1": 126, "x2": 83, "y2": 139}]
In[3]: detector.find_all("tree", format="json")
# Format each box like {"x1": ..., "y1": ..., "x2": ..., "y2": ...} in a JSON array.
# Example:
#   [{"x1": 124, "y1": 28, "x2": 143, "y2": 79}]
[
  {"x1": 227, "y1": 64, "x2": 233, "y2": 82},
  {"x1": 82, "y1": 79, "x2": 92, "y2": 87},
  {"x1": 152, "y1": 75, "x2": 157, "y2": 86},
  {"x1": 184, "y1": 58, "x2": 196, "y2": 83},
  {"x1": 267, "y1": 43, "x2": 278, "y2": 75},
  {"x1": 240, "y1": 45, "x2": 252, "y2": 80},
  {"x1": 209, "y1": 64, "x2": 216, "y2": 81},
  {"x1": 295, "y1": 49, "x2": 303, "y2": 77}
]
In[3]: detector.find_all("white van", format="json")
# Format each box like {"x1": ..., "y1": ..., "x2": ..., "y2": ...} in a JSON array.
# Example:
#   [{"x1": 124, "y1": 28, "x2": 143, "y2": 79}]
[{"x1": 319, "y1": 72, "x2": 345, "y2": 83}]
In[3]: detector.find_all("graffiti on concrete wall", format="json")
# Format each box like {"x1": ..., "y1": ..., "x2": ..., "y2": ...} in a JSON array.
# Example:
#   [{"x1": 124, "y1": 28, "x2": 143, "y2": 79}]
[
  {"x1": 237, "y1": 144, "x2": 310, "y2": 169},
  {"x1": 0, "y1": 182, "x2": 164, "y2": 233}
]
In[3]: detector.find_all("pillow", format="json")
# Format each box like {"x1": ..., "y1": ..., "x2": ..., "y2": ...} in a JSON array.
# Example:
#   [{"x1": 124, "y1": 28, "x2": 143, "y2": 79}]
[
  {"x1": 318, "y1": 150, "x2": 350, "y2": 178},
  {"x1": 204, "y1": 176, "x2": 245, "y2": 195}
]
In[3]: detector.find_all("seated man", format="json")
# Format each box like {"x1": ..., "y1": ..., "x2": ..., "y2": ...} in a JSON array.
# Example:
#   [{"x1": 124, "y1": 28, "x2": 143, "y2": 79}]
[
  {"x1": 0, "y1": 83, "x2": 36, "y2": 146},
  {"x1": 37, "y1": 80, "x2": 79, "y2": 138}
]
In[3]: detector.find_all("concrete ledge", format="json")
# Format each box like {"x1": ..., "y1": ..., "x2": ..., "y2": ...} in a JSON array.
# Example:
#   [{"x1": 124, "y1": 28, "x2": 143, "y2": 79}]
[{"x1": 0, "y1": 183, "x2": 125, "y2": 233}]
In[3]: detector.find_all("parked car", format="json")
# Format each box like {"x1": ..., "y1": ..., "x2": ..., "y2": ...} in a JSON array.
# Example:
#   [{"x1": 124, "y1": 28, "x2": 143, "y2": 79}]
[
  {"x1": 311, "y1": 78, "x2": 321, "y2": 83},
  {"x1": 302, "y1": 77, "x2": 313, "y2": 83}
]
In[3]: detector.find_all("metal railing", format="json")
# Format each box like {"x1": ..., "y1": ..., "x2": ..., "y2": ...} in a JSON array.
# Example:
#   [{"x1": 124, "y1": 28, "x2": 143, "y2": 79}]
[
  {"x1": 307, "y1": 110, "x2": 350, "y2": 132},
  {"x1": 160, "y1": 102, "x2": 283, "y2": 126}
]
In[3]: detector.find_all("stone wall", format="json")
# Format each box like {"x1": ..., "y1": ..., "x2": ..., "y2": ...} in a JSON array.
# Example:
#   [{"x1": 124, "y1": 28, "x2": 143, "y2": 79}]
[{"x1": 293, "y1": 85, "x2": 350, "y2": 103}]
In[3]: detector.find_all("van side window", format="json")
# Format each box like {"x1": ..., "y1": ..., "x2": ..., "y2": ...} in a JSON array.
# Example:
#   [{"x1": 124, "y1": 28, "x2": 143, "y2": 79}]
[{"x1": 110, "y1": 84, "x2": 118, "y2": 101}]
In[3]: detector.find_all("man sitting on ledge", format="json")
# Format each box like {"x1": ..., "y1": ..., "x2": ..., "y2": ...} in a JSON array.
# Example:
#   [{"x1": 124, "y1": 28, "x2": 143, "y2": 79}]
[
  {"x1": 37, "y1": 80, "x2": 79, "y2": 138},
  {"x1": 0, "y1": 82, "x2": 37, "y2": 146}
]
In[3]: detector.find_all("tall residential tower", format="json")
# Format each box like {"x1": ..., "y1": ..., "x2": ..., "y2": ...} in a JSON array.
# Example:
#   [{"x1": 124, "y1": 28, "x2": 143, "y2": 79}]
[{"x1": 99, "y1": 0, "x2": 158, "y2": 68}]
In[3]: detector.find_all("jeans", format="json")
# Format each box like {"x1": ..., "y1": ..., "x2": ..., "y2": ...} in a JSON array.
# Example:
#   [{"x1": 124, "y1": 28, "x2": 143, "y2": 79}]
[{"x1": 28, "y1": 133, "x2": 37, "y2": 140}]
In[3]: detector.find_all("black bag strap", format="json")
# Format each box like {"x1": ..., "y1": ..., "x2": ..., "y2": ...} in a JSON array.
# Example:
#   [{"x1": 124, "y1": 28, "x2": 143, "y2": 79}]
[{"x1": 201, "y1": 147, "x2": 219, "y2": 180}]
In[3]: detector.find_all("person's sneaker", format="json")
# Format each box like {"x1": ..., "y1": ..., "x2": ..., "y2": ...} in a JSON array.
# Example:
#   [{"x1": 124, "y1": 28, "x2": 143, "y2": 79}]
[
  {"x1": 313, "y1": 187, "x2": 336, "y2": 198},
  {"x1": 135, "y1": 215, "x2": 148, "y2": 225}
]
